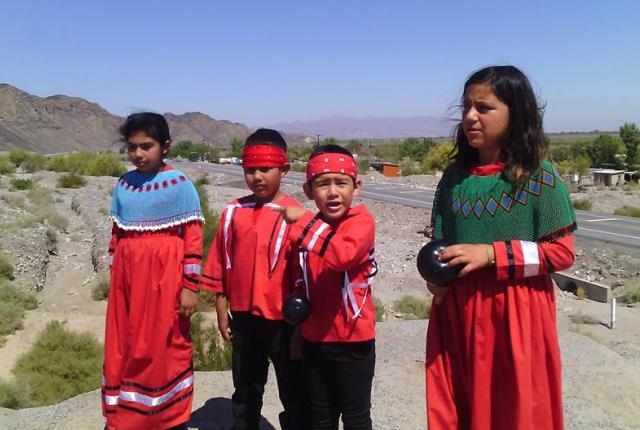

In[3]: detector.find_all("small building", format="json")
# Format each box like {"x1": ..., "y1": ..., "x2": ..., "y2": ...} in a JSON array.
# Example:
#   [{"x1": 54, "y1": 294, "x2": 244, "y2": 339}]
[
  {"x1": 371, "y1": 161, "x2": 400, "y2": 177},
  {"x1": 592, "y1": 169, "x2": 625, "y2": 186}
]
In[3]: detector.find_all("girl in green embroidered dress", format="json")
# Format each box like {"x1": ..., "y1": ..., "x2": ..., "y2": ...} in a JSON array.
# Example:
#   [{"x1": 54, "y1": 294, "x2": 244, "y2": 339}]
[{"x1": 425, "y1": 66, "x2": 576, "y2": 430}]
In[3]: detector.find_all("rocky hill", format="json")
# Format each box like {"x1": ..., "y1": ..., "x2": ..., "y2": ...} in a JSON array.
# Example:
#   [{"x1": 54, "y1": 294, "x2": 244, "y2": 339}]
[{"x1": 0, "y1": 84, "x2": 304, "y2": 153}]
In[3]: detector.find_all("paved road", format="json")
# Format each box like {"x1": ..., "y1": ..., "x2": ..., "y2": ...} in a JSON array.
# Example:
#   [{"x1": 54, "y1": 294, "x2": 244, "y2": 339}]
[{"x1": 182, "y1": 162, "x2": 640, "y2": 251}]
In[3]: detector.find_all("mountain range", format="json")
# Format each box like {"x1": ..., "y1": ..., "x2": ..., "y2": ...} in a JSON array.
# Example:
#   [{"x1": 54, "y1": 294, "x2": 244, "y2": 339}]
[
  {"x1": 0, "y1": 84, "x2": 453, "y2": 154},
  {"x1": 269, "y1": 115, "x2": 454, "y2": 140}
]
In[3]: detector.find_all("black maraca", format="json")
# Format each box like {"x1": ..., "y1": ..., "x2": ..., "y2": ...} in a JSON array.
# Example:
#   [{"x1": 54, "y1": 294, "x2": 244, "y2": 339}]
[
  {"x1": 282, "y1": 294, "x2": 311, "y2": 326},
  {"x1": 416, "y1": 239, "x2": 463, "y2": 286}
]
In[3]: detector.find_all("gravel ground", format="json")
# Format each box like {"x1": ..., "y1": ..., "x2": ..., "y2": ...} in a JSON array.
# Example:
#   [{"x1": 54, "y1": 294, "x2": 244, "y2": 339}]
[{"x1": 0, "y1": 167, "x2": 639, "y2": 429}]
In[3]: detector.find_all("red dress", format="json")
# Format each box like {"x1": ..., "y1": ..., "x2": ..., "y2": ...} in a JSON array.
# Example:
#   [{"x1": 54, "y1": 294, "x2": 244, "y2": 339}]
[
  {"x1": 102, "y1": 167, "x2": 203, "y2": 430},
  {"x1": 426, "y1": 162, "x2": 576, "y2": 430}
]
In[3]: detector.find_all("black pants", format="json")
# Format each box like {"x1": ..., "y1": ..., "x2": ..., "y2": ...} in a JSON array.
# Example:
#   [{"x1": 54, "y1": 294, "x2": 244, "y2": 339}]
[
  {"x1": 303, "y1": 340, "x2": 375, "y2": 430},
  {"x1": 230, "y1": 312, "x2": 309, "y2": 430}
]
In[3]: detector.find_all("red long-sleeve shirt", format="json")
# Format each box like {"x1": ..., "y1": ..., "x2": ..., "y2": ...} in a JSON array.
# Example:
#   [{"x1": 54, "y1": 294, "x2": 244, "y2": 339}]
[
  {"x1": 201, "y1": 194, "x2": 303, "y2": 320},
  {"x1": 288, "y1": 205, "x2": 378, "y2": 342}
]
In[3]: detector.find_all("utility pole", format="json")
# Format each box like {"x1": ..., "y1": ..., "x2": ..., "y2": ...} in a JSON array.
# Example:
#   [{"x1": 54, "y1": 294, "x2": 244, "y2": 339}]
[{"x1": 315, "y1": 134, "x2": 321, "y2": 148}]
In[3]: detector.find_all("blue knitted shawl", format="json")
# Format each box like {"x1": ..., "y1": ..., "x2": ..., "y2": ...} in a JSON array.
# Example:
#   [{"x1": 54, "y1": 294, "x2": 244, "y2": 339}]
[{"x1": 111, "y1": 168, "x2": 204, "y2": 231}]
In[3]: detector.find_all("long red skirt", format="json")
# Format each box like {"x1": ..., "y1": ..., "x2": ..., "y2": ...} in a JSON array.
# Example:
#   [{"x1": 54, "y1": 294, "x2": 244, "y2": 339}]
[
  {"x1": 426, "y1": 270, "x2": 564, "y2": 430},
  {"x1": 102, "y1": 231, "x2": 193, "y2": 430}
]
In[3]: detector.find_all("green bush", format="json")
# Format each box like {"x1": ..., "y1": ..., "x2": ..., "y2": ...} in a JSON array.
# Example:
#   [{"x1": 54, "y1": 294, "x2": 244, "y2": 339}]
[
  {"x1": 12, "y1": 320, "x2": 102, "y2": 406},
  {"x1": 57, "y1": 172, "x2": 87, "y2": 188},
  {"x1": 572, "y1": 198, "x2": 592, "y2": 210},
  {"x1": 626, "y1": 286, "x2": 640, "y2": 304},
  {"x1": 21, "y1": 153, "x2": 47, "y2": 173},
  {"x1": 191, "y1": 313, "x2": 232, "y2": 371},
  {"x1": 91, "y1": 277, "x2": 110, "y2": 301},
  {"x1": 0, "y1": 380, "x2": 28, "y2": 409},
  {"x1": 193, "y1": 180, "x2": 220, "y2": 259},
  {"x1": 85, "y1": 153, "x2": 126, "y2": 177},
  {"x1": 0, "y1": 156, "x2": 17, "y2": 174},
  {"x1": 46, "y1": 155, "x2": 69, "y2": 172},
  {"x1": 10, "y1": 178, "x2": 33, "y2": 190},
  {"x1": 373, "y1": 297, "x2": 384, "y2": 322},
  {"x1": 394, "y1": 295, "x2": 429, "y2": 320},
  {"x1": 8, "y1": 149, "x2": 30, "y2": 167},
  {"x1": 0, "y1": 255, "x2": 14, "y2": 280},
  {"x1": 614, "y1": 205, "x2": 640, "y2": 218},
  {"x1": 0, "y1": 280, "x2": 37, "y2": 341}
]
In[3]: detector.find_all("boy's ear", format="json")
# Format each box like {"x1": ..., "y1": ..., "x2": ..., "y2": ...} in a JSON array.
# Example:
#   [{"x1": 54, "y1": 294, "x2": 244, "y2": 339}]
[
  {"x1": 280, "y1": 163, "x2": 291, "y2": 176},
  {"x1": 303, "y1": 182, "x2": 314, "y2": 200},
  {"x1": 353, "y1": 179, "x2": 362, "y2": 197}
]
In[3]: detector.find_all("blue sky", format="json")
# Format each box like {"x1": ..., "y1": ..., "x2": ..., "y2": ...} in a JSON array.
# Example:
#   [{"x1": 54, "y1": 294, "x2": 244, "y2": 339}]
[{"x1": 1, "y1": 0, "x2": 639, "y2": 133}]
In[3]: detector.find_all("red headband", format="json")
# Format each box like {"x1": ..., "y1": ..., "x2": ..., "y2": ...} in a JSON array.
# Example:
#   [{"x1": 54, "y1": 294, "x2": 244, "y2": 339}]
[
  {"x1": 242, "y1": 144, "x2": 288, "y2": 168},
  {"x1": 306, "y1": 153, "x2": 358, "y2": 183}
]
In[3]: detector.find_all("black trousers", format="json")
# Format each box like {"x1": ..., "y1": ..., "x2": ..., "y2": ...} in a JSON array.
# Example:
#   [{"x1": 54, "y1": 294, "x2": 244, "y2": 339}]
[
  {"x1": 302, "y1": 340, "x2": 375, "y2": 430},
  {"x1": 230, "y1": 312, "x2": 309, "y2": 430}
]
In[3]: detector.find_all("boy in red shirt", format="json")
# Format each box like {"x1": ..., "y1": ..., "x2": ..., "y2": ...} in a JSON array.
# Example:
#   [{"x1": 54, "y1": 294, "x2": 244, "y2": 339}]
[
  {"x1": 277, "y1": 144, "x2": 378, "y2": 430},
  {"x1": 201, "y1": 129, "x2": 308, "y2": 430}
]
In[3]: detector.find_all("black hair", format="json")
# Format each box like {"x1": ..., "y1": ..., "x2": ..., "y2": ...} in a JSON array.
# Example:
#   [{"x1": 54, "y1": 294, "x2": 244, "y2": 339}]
[
  {"x1": 308, "y1": 144, "x2": 354, "y2": 160},
  {"x1": 119, "y1": 112, "x2": 171, "y2": 144},
  {"x1": 451, "y1": 65, "x2": 547, "y2": 183},
  {"x1": 245, "y1": 128, "x2": 287, "y2": 150}
]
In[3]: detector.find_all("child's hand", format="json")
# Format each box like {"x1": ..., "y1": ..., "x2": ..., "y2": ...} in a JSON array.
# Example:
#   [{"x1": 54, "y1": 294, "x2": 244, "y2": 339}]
[
  {"x1": 272, "y1": 205, "x2": 308, "y2": 224},
  {"x1": 215, "y1": 294, "x2": 232, "y2": 341},
  {"x1": 438, "y1": 243, "x2": 494, "y2": 277},
  {"x1": 179, "y1": 288, "x2": 198, "y2": 318},
  {"x1": 289, "y1": 326, "x2": 303, "y2": 360}
]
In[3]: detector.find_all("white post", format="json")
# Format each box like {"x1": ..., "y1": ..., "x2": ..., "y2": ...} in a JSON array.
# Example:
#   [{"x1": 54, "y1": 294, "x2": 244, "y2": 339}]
[{"x1": 610, "y1": 297, "x2": 616, "y2": 329}]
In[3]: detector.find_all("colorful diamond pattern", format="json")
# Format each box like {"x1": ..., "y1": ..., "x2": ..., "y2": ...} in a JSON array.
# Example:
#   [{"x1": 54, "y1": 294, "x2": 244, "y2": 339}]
[{"x1": 450, "y1": 167, "x2": 558, "y2": 218}]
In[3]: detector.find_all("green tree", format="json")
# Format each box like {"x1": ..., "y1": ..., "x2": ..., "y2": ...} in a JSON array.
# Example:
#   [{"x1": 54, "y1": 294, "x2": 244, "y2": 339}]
[
  {"x1": 323, "y1": 137, "x2": 338, "y2": 146},
  {"x1": 399, "y1": 137, "x2": 436, "y2": 162},
  {"x1": 619, "y1": 122, "x2": 640, "y2": 170},
  {"x1": 346, "y1": 139, "x2": 363, "y2": 154},
  {"x1": 229, "y1": 137, "x2": 244, "y2": 158},
  {"x1": 8, "y1": 149, "x2": 30, "y2": 167},
  {"x1": 585, "y1": 134, "x2": 623, "y2": 168},
  {"x1": 422, "y1": 143, "x2": 454, "y2": 172}
]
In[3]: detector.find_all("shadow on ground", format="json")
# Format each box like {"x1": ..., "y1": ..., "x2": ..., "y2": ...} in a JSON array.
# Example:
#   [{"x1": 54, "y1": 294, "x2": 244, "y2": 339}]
[{"x1": 188, "y1": 397, "x2": 277, "y2": 430}]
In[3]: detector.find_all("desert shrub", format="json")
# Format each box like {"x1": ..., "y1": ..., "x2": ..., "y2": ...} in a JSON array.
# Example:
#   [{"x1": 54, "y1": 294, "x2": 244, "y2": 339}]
[
  {"x1": 394, "y1": 295, "x2": 429, "y2": 319},
  {"x1": 614, "y1": 205, "x2": 640, "y2": 218},
  {"x1": 0, "y1": 280, "x2": 37, "y2": 341},
  {"x1": 373, "y1": 297, "x2": 384, "y2": 322},
  {"x1": 47, "y1": 155, "x2": 69, "y2": 172},
  {"x1": 12, "y1": 320, "x2": 102, "y2": 406},
  {"x1": 45, "y1": 228, "x2": 58, "y2": 252},
  {"x1": 57, "y1": 172, "x2": 87, "y2": 188},
  {"x1": 91, "y1": 277, "x2": 110, "y2": 301},
  {"x1": 0, "y1": 156, "x2": 17, "y2": 174},
  {"x1": 85, "y1": 153, "x2": 126, "y2": 177},
  {"x1": 197, "y1": 290, "x2": 217, "y2": 310},
  {"x1": 21, "y1": 153, "x2": 47, "y2": 173},
  {"x1": 572, "y1": 198, "x2": 592, "y2": 210},
  {"x1": 8, "y1": 149, "x2": 30, "y2": 167},
  {"x1": 10, "y1": 178, "x2": 33, "y2": 190},
  {"x1": 27, "y1": 186, "x2": 54, "y2": 207},
  {"x1": 195, "y1": 176, "x2": 210, "y2": 186},
  {"x1": 0, "y1": 380, "x2": 28, "y2": 409},
  {"x1": 191, "y1": 313, "x2": 232, "y2": 371},
  {"x1": 399, "y1": 159, "x2": 421, "y2": 176},
  {"x1": 193, "y1": 180, "x2": 220, "y2": 259},
  {"x1": 0, "y1": 255, "x2": 14, "y2": 280},
  {"x1": 626, "y1": 286, "x2": 640, "y2": 304}
]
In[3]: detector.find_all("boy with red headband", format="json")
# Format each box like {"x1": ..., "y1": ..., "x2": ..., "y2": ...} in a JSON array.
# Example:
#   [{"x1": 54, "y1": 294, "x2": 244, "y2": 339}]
[
  {"x1": 202, "y1": 129, "x2": 308, "y2": 430},
  {"x1": 276, "y1": 144, "x2": 378, "y2": 430}
]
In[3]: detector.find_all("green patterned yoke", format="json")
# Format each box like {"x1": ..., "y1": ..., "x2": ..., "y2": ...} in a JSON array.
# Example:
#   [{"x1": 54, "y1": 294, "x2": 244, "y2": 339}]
[{"x1": 431, "y1": 160, "x2": 577, "y2": 244}]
